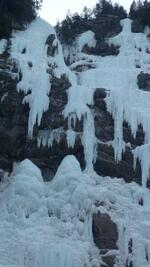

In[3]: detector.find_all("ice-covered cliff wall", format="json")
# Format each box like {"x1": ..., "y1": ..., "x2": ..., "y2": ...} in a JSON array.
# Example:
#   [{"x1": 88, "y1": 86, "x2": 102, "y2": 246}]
[{"x1": 1, "y1": 16, "x2": 150, "y2": 267}]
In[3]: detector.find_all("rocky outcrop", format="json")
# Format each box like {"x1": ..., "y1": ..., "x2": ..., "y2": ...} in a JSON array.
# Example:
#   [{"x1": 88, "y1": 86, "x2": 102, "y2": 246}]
[
  {"x1": 0, "y1": 55, "x2": 85, "y2": 179},
  {"x1": 0, "y1": 59, "x2": 143, "y2": 184},
  {"x1": 93, "y1": 88, "x2": 142, "y2": 184},
  {"x1": 93, "y1": 212, "x2": 118, "y2": 267},
  {"x1": 95, "y1": 144, "x2": 142, "y2": 184},
  {"x1": 0, "y1": 169, "x2": 5, "y2": 182},
  {"x1": 137, "y1": 72, "x2": 150, "y2": 91},
  {"x1": 92, "y1": 212, "x2": 118, "y2": 250},
  {"x1": 82, "y1": 42, "x2": 120, "y2": 57},
  {"x1": 0, "y1": 31, "x2": 145, "y2": 186},
  {"x1": 45, "y1": 34, "x2": 58, "y2": 57},
  {"x1": 94, "y1": 88, "x2": 114, "y2": 142}
]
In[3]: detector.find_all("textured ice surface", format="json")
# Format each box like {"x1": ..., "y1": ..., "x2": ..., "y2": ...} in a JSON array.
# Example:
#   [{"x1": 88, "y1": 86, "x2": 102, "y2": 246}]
[
  {"x1": 1, "y1": 17, "x2": 150, "y2": 267},
  {"x1": 0, "y1": 157, "x2": 150, "y2": 266}
]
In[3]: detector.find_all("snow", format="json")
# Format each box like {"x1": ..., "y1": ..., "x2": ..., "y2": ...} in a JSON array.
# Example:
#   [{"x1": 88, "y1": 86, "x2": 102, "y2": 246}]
[
  {"x1": 76, "y1": 31, "x2": 96, "y2": 52},
  {"x1": 63, "y1": 30, "x2": 96, "y2": 65},
  {"x1": 1, "y1": 157, "x2": 150, "y2": 266},
  {"x1": 0, "y1": 157, "x2": 100, "y2": 267}
]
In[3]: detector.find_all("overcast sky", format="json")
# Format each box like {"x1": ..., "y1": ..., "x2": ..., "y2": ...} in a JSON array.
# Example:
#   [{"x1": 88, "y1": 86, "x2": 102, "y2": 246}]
[{"x1": 40, "y1": 0, "x2": 133, "y2": 25}]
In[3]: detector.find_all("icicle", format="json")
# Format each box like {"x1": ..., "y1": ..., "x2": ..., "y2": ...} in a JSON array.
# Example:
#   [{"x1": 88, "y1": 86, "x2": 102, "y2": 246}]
[
  {"x1": 67, "y1": 113, "x2": 77, "y2": 129},
  {"x1": 106, "y1": 90, "x2": 125, "y2": 162},
  {"x1": 133, "y1": 144, "x2": 150, "y2": 187},
  {"x1": 37, "y1": 128, "x2": 64, "y2": 148},
  {"x1": 66, "y1": 130, "x2": 76, "y2": 148},
  {"x1": 82, "y1": 110, "x2": 97, "y2": 172}
]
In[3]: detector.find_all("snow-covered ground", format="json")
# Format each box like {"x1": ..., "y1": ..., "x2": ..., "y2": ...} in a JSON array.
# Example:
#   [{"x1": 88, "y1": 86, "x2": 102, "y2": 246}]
[{"x1": 1, "y1": 17, "x2": 150, "y2": 267}]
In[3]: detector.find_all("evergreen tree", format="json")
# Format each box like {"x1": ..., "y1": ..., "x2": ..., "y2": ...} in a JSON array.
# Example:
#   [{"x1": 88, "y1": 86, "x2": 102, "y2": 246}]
[
  {"x1": 57, "y1": 0, "x2": 127, "y2": 44},
  {"x1": 129, "y1": 0, "x2": 150, "y2": 26},
  {"x1": 112, "y1": 3, "x2": 127, "y2": 19},
  {"x1": 82, "y1": 6, "x2": 92, "y2": 21},
  {"x1": 129, "y1": 0, "x2": 137, "y2": 19},
  {"x1": 0, "y1": 0, "x2": 42, "y2": 39}
]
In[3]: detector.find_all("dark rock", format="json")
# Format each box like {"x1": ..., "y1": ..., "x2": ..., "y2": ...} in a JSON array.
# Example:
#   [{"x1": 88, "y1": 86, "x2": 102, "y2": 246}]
[
  {"x1": 101, "y1": 254, "x2": 116, "y2": 267},
  {"x1": 45, "y1": 34, "x2": 58, "y2": 57},
  {"x1": 0, "y1": 169, "x2": 5, "y2": 182},
  {"x1": 94, "y1": 144, "x2": 142, "y2": 184},
  {"x1": 94, "y1": 106, "x2": 114, "y2": 142},
  {"x1": 131, "y1": 20, "x2": 145, "y2": 33},
  {"x1": 93, "y1": 89, "x2": 144, "y2": 184},
  {"x1": 93, "y1": 88, "x2": 114, "y2": 142},
  {"x1": 20, "y1": 135, "x2": 85, "y2": 180},
  {"x1": 94, "y1": 88, "x2": 107, "y2": 101},
  {"x1": 46, "y1": 34, "x2": 56, "y2": 45},
  {"x1": 137, "y1": 72, "x2": 150, "y2": 91},
  {"x1": 92, "y1": 212, "x2": 118, "y2": 250},
  {"x1": 126, "y1": 261, "x2": 133, "y2": 267},
  {"x1": 0, "y1": 58, "x2": 85, "y2": 180},
  {"x1": 71, "y1": 63, "x2": 96, "y2": 72},
  {"x1": 123, "y1": 122, "x2": 145, "y2": 147},
  {"x1": 82, "y1": 42, "x2": 120, "y2": 57},
  {"x1": 128, "y1": 239, "x2": 133, "y2": 254}
]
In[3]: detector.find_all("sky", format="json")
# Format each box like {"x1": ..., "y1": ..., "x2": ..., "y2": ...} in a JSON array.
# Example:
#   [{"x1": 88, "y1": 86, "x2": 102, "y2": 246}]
[{"x1": 40, "y1": 0, "x2": 133, "y2": 25}]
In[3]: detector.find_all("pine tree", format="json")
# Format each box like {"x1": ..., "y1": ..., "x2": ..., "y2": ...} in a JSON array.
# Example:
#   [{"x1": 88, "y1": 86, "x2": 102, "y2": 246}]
[
  {"x1": 0, "y1": 0, "x2": 42, "y2": 39},
  {"x1": 129, "y1": 1, "x2": 137, "y2": 19},
  {"x1": 129, "y1": 0, "x2": 150, "y2": 26}
]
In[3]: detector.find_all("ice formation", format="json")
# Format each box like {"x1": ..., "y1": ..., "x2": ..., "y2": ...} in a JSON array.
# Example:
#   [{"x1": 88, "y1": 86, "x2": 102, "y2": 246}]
[
  {"x1": 77, "y1": 18, "x2": 150, "y2": 185},
  {"x1": 1, "y1": 156, "x2": 150, "y2": 266},
  {"x1": 10, "y1": 18, "x2": 69, "y2": 138},
  {"x1": 1, "y1": 16, "x2": 150, "y2": 267}
]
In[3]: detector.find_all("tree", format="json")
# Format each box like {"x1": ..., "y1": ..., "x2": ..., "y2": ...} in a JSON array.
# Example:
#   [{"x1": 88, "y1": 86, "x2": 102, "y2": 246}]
[
  {"x1": 0, "y1": 11, "x2": 12, "y2": 39},
  {"x1": 82, "y1": 6, "x2": 92, "y2": 21},
  {"x1": 93, "y1": 0, "x2": 127, "y2": 20},
  {"x1": 57, "y1": 0, "x2": 127, "y2": 44},
  {"x1": 129, "y1": 1, "x2": 137, "y2": 19},
  {"x1": 0, "y1": 0, "x2": 42, "y2": 39},
  {"x1": 129, "y1": 0, "x2": 150, "y2": 26},
  {"x1": 112, "y1": 3, "x2": 127, "y2": 19}
]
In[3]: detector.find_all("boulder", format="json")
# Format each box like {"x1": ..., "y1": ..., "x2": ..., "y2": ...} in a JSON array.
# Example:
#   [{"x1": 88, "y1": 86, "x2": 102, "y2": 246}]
[
  {"x1": 82, "y1": 42, "x2": 120, "y2": 57},
  {"x1": 137, "y1": 72, "x2": 150, "y2": 91},
  {"x1": 92, "y1": 212, "x2": 118, "y2": 250}
]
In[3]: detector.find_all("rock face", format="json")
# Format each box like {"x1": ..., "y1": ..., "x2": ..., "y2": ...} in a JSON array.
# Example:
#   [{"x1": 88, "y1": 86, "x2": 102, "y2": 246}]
[
  {"x1": 95, "y1": 145, "x2": 142, "y2": 184},
  {"x1": 92, "y1": 212, "x2": 118, "y2": 250},
  {"x1": 0, "y1": 20, "x2": 145, "y2": 186},
  {"x1": 92, "y1": 212, "x2": 118, "y2": 267},
  {"x1": 82, "y1": 42, "x2": 120, "y2": 57},
  {"x1": 93, "y1": 88, "x2": 142, "y2": 184},
  {"x1": 0, "y1": 55, "x2": 142, "y2": 183},
  {"x1": 0, "y1": 54, "x2": 85, "y2": 179},
  {"x1": 45, "y1": 34, "x2": 58, "y2": 57},
  {"x1": 137, "y1": 72, "x2": 150, "y2": 91}
]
